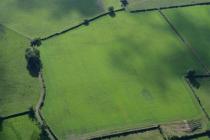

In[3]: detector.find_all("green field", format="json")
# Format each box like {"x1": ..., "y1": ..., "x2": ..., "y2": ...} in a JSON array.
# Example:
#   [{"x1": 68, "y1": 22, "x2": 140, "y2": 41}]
[
  {"x1": 0, "y1": 116, "x2": 40, "y2": 140},
  {"x1": 0, "y1": 0, "x2": 121, "y2": 38},
  {"x1": 164, "y1": 5, "x2": 210, "y2": 115},
  {"x1": 0, "y1": 23, "x2": 40, "y2": 139},
  {"x1": 40, "y1": 11, "x2": 204, "y2": 139},
  {"x1": 0, "y1": 25, "x2": 40, "y2": 116}
]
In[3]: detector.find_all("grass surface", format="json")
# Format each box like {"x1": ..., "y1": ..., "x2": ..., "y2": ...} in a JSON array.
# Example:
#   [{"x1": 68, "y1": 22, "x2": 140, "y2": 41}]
[
  {"x1": 40, "y1": 11, "x2": 203, "y2": 139},
  {"x1": 0, "y1": 25, "x2": 40, "y2": 116},
  {"x1": 164, "y1": 5, "x2": 210, "y2": 116},
  {"x1": 0, "y1": 116, "x2": 40, "y2": 140},
  {"x1": 110, "y1": 130, "x2": 164, "y2": 140},
  {"x1": 0, "y1": 0, "x2": 121, "y2": 38},
  {"x1": 128, "y1": 0, "x2": 210, "y2": 11}
]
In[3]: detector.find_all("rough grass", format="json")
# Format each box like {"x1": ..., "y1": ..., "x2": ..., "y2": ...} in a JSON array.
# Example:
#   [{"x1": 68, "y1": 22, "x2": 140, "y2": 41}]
[
  {"x1": 164, "y1": 5, "x2": 210, "y2": 116},
  {"x1": 127, "y1": 0, "x2": 210, "y2": 11},
  {"x1": 0, "y1": 25, "x2": 40, "y2": 115},
  {"x1": 40, "y1": 11, "x2": 203, "y2": 139},
  {"x1": 109, "y1": 130, "x2": 164, "y2": 140},
  {"x1": 0, "y1": 0, "x2": 121, "y2": 38},
  {"x1": 0, "y1": 116, "x2": 40, "y2": 140}
]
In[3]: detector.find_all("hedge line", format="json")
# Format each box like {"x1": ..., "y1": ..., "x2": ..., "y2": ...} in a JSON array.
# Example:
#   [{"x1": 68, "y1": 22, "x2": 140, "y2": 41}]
[
  {"x1": 130, "y1": 1, "x2": 210, "y2": 13},
  {"x1": 40, "y1": 8, "x2": 125, "y2": 41}
]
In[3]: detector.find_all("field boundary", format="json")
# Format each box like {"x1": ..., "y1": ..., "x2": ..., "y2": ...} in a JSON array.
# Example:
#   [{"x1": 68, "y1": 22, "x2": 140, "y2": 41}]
[
  {"x1": 0, "y1": 23, "x2": 32, "y2": 40},
  {"x1": 130, "y1": 1, "x2": 210, "y2": 13},
  {"x1": 40, "y1": 8, "x2": 125, "y2": 41},
  {"x1": 34, "y1": 72, "x2": 58, "y2": 140},
  {"x1": 88, "y1": 125, "x2": 160, "y2": 140},
  {"x1": 0, "y1": 110, "x2": 30, "y2": 121}
]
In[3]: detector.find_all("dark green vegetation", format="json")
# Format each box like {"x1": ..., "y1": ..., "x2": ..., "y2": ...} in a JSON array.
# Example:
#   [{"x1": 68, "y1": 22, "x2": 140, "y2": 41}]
[
  {"x1": 25, "y1": 47, "x2": 42, "y2": 77},
  {"x1": 0, "y1": 0, "x2": 121, "y2": 37},
  {"x1": 40, "y1": 11, "x2": 204, "y2": 139}
]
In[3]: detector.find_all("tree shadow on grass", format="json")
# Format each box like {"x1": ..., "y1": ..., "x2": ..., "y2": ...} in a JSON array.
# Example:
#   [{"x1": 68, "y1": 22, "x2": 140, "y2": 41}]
[
  {"x1": 0, "y1": 24, "x2": 5, "y2": 38},
  {"x1": 14, "y1": 0, "x2": 105, "y2": 19},
  {"x1": 164, "y1": 9, "x2": 210, "y2": 71},
  {"x1": 0, "y1": 120, "x2": 3, "y2": 132},
  {"x1": 109, "y1": 31, "x2": 203, "y2": 98}
]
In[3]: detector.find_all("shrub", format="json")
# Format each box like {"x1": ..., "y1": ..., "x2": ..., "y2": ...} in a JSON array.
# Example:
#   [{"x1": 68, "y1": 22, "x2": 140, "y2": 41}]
[
  {"x1": 121, "y1": 0, "x2": 129, "y2": 7},
  {"x1": 108, "y1": 6, "x2": 116, "y2": 17},
  {"x1": 185, "y1": 70, "x2": 200, "y2": 89},
  {"x1": 83, "y1": 19, "x2": 90, "y2": 26},
  {"x1": 28, "y1": 106, "x2": 36, "y2": 121},
  {"x1": 31, "y1": 38, "x2": 42, "y2": 47},
  {"x1": 25, "y1": 47, "x2": 42, "y2": 77}
]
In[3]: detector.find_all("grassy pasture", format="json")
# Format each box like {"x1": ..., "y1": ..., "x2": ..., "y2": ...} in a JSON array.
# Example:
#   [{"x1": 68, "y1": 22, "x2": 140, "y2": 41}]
[
  {"x1": 40, "y1": 11, "x2": 204, "y2": 139},
  {"x1": 0, "y1": 0, "x2": 121, "y2": 38},
  {"x1": 0, "y1": 116, "x2": 40, "y2": 140},
  {"x1": 0, "y1": 25, "x2": 39, "y2": 116},
  {"x1": 164, "y1": 5, "x2": 210, "y2": 116},
  {"x1": 127, "y1": 0, "x2": 210, "y2": 11}
]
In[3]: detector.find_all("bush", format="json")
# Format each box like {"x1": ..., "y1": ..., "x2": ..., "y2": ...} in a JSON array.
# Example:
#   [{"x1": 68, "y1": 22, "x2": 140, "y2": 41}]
[
  {"x1": 121, "y1": 0, "x2": 129, "y2": 7},
  {"x1": 108, "y1": 6, "x2": 116, "y2": 17},
  {"x1": 83, "y1": 19, "x2": 90, "y2": 26},
  {"x1": 185, "y1": 70, "x2": 200, "y2": 89},
  {"x1": 31, "y1": 38, "x2": 42, "y2": 46},
  {"x1": 28, "y1": 106, "x2": 36, "y2": 121},
  {"x1": 25, "y1": 47, "x2": 42, "y2": 77}
]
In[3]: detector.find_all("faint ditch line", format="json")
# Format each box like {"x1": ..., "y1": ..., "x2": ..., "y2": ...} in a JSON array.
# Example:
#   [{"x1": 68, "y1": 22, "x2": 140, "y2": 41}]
[
  {"x1": 0, "y1": 23, "x2": 32, "y2": 40},
  {"x1": 158, "y1": 10, "x2": 209, "y2": 74},
  {"x1": 159, "y1": 10, "x2": 210, "y2": 121},
  {"x1": 40, "y1": 8, "x2": 125, "y2": 41},
  {"x1": 130, "y1": 1, "x2": 210, "y2": 13},
  {"x1": 185, "y1": 77, "x2": 210, "y2": 120},
  {"x1": 35, "y1": 72, "x2": 58, "y2": 140}
]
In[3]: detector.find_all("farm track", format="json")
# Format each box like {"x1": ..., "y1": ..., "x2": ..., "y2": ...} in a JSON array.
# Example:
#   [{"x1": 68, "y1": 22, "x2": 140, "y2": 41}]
[{"x1": 34, "y1": 72, "x2": 58, "y2": 140}]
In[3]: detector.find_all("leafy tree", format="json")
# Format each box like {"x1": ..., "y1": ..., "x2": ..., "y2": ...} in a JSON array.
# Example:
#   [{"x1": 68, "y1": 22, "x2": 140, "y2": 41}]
[
  {"x1": 108, "y1": 6, "x2": 116, "y2": 17},
  {"x1": 83, "y1": 19, "x2": 89, "y2": 26},
  {"x1": 28, "y1": 106, "x2": 36, "y2": 121},
  {"x1": 25, "y1": 47, "x2": 42, "y2": 77},
  {"x1": 31, "y1": 38, "x2": 42, "y2": 46},
  {"x1": 185, "y1": 70, "x2": 200, "y2": 89},
  {"x1": 121, "y1": 0, "x2": 129, "y2": 7}
]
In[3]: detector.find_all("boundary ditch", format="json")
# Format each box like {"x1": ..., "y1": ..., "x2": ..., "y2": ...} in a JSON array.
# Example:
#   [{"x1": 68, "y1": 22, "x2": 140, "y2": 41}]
[
  {"x1": 34, "y1": 72, "x2": 58, "y2": 140},
  {"x1": 130, "y1": 1, "x2": 210, "y2": 13}
]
